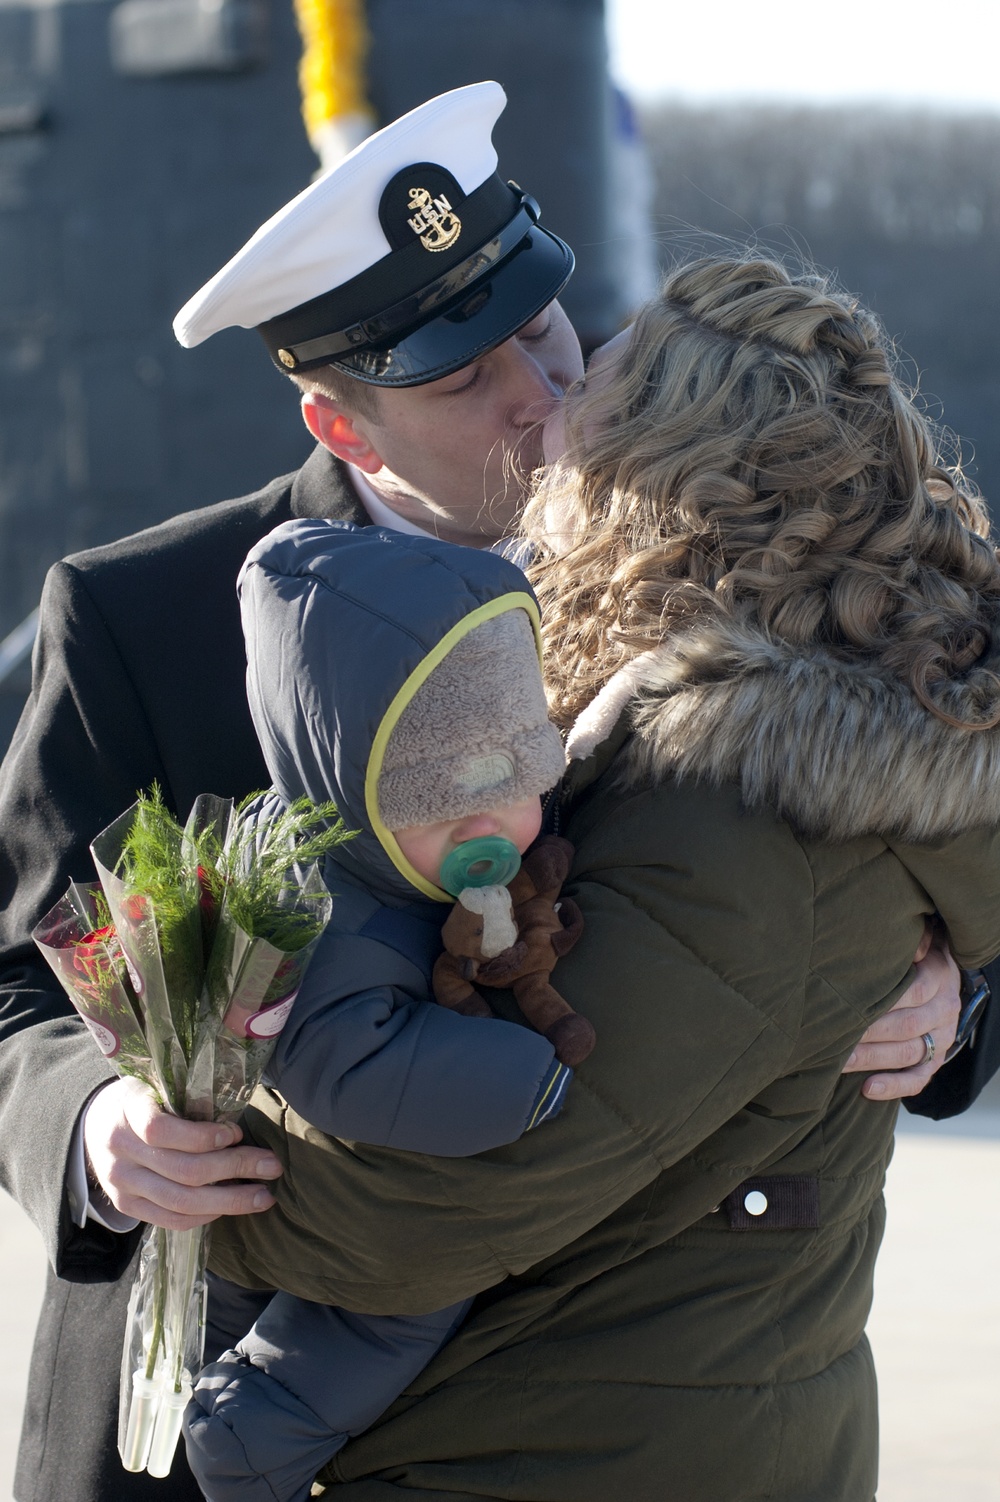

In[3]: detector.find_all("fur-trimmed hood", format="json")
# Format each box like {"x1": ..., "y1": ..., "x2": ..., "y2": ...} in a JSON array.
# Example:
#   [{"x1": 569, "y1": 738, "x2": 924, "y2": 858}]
[{"x1": 566, "y1": 618, "x2": 1000, "y2": 844}]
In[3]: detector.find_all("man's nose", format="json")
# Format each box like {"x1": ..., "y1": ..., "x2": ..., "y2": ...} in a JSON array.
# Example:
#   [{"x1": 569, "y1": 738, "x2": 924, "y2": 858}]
[{"x1": 506, "y1": 344, "x2": 564, "y2": 426}]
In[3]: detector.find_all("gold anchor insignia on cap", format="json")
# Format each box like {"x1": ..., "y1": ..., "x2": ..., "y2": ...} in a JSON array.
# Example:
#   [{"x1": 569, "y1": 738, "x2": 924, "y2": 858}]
[{"x1": 406, "y1": 186, "x2": 462, "y2": 252}]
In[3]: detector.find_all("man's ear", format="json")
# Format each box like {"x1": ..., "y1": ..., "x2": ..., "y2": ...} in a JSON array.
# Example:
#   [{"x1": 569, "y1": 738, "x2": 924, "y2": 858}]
[{"x1": 300, "y1": 391, "x2": 383, "y2": 474}]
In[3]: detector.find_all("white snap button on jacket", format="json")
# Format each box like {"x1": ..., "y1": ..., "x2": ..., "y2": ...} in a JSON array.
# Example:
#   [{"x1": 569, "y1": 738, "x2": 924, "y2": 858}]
[{"x1": 744, "y1": 1190, "x2": 768, "y2": 1216}]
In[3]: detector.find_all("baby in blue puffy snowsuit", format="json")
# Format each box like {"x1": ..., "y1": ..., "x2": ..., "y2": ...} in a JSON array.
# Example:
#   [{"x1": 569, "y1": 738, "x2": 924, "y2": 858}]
[{"x1": 183, "y1": 518, "x2": 573, "y2": 1502}]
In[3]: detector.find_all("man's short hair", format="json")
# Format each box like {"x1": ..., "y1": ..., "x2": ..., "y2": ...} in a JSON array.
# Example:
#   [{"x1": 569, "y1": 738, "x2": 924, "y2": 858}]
[{"x1": 290, "y1": 364, "x2": 381, "y2": 421}]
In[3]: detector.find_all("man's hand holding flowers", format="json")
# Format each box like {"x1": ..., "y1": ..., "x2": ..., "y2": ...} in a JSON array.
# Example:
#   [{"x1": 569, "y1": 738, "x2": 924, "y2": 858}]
[{"x1": 83, "y1": 1077, "x2": 282, "y2": 1232}]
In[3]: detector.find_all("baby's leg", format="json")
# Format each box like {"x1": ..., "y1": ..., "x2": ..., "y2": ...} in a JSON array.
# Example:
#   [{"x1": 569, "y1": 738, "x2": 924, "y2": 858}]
[
  {"x1": 184, "y1": 1293, "x2": 471, "y2": 1502},
  {"x1": 203, "y1": 1271, "x2": 273, "y2": 1363}
]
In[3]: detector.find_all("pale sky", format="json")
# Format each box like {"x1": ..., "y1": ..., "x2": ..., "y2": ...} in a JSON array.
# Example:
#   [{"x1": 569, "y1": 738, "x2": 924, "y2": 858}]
[{"x1": 606, "y1": 0, "x2": 1000, "y2": 112}]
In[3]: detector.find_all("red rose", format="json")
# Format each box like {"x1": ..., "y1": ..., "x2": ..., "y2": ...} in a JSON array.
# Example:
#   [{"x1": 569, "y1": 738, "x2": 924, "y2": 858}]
[
  {"x1": 73, "y1": 925, "x2": 121, "y2": 990},
  {"x1": 120, "y1": 894, "x2": 149, "y2": 923},
  {"x1": 196, "y1": 865, "x2": 218, "y2": 920}
]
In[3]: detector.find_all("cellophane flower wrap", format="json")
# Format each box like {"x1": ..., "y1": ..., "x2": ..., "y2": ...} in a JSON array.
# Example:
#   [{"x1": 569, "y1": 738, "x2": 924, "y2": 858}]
[{"x1": 32, "y1": 788, "x2": 349, "y2": 1480}]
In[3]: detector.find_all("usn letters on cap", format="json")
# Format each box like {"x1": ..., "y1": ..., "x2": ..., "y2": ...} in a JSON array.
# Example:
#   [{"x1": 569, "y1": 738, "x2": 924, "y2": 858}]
[{"x1": 377, "y1": 164, "x2": 465, "y2": 254}]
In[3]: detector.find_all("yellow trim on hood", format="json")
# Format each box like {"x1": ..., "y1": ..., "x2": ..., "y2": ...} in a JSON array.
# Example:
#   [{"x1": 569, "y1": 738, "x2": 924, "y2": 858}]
[{"x1": 365, "y1": 591, "x2": 543, "y2": 902}]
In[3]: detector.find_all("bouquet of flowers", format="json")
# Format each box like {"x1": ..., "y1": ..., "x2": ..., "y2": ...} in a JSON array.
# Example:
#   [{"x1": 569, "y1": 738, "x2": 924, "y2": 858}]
[{"x1": 33, "y1": 787, "x2": 350, "y2": 1479}]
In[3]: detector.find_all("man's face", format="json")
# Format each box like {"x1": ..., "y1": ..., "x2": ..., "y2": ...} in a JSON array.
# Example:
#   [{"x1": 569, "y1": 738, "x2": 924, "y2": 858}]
[{"x1": 348, "y1": 302, "x2": 584, "y2": 546}]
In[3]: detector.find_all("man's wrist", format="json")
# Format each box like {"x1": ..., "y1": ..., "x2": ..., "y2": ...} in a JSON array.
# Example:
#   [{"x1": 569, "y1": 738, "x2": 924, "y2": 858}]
[{"x1": 69, "y1": 1083, "x2": 139, "y2": 1234}]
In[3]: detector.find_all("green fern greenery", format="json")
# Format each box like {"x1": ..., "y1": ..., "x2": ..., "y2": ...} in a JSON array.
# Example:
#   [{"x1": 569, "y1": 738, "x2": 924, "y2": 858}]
[
  {"x1": 119, "y1": 785, "x2": 353, "y2": 960},
  {"x1": 116, "y1": 786, "x2": 205, "y2": 1057},
  {"x1": 117, "y1": 785, "x2": 197, "y2": 950},
  {"x1": 224, "y1": 794, "x2": 352, "y2": 950}
]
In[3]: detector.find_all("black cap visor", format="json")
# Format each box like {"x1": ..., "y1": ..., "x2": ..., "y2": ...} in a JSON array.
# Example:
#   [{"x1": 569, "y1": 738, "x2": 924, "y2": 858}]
[
  {"x1": 258, "y1": 170, "x2": 575, "y2": 389},
  {"x1": 270, "y1": 224, "x2": 572, "y2": 390},
  {"x1": 331, "y1": 223, "x2": 573, "y2": 386}
]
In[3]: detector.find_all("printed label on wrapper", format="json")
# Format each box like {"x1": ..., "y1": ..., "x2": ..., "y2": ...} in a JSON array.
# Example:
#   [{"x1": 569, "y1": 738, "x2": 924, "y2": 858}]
[
  {"x1": 80, "y1": 1015, "x2": 120, "y2": 1057},
  {"x1": 225, "y1": 979, "x2": 300, "y2": 1039},
  {"x1": 244, "y1": 991, "x2": 299, "y2": 1039},
  {"x1": 120, "y1": 946, "x2": 145, "y2": 997}
]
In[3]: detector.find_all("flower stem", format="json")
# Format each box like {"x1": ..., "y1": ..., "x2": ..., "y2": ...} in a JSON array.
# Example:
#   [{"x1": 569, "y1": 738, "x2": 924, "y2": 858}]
[{"x1": 144, "y1": 1226, "x2": 168, "y2": 1382}]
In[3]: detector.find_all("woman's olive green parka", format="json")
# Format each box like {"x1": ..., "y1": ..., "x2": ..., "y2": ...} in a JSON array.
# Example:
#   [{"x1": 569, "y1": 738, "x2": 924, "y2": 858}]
[{"x1": 209, "y1": 617, "x2": 1000, "y2": 1501}]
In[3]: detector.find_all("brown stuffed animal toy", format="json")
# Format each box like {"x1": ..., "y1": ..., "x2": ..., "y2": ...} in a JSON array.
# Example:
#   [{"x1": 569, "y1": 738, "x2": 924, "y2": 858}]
[{"x1": 432, "y1": 834, "x2": 596, "y2": 1067}]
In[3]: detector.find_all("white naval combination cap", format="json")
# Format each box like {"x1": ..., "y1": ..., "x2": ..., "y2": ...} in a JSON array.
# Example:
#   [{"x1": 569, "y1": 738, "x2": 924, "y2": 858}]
[{"x1": 172, "y1": 81, "x2": 574, "y2": 388}]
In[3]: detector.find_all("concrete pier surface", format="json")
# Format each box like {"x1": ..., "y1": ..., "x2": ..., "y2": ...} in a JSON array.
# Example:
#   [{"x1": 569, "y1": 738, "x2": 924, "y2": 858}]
[
  {"x1": 869, "y1": 1105, "x2": 1000, "y2": 1502},
  {"x1": 2, "y1": 1095, "x2": 998, "y2": 1501}
]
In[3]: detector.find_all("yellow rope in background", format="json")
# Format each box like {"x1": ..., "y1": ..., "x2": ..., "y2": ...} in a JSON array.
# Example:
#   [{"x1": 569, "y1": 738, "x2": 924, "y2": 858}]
[{"x1": 293, "y1": 0, "x2": 374, "y2": 160}]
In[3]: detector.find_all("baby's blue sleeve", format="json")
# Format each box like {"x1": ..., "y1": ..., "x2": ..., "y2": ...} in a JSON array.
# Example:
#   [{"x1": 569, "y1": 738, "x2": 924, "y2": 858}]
[{"x1": 267, "y1": 927, "x2": 571, "y2": 1156}]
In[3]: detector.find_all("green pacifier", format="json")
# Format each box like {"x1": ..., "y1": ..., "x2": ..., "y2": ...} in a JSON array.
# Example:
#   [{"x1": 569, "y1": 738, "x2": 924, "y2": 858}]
[{"x1": 439, "y1": 836, "x2": 522, "y2": 897}]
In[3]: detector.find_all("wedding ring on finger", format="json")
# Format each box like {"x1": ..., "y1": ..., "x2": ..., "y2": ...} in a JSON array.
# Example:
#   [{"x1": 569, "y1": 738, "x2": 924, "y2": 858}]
[{"x1": 920, "y1": 1031, "x2": 936, "y2": 1065}]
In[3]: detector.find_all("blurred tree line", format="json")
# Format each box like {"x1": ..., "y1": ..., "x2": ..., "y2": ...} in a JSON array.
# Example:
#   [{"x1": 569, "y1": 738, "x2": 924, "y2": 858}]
[{"x1": 638, "y1": 102, "x2": 1000, "y2": 509}]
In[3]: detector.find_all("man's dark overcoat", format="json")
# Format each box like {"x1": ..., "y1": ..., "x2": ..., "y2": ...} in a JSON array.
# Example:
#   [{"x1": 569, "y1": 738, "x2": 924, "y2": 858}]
[{"x1": 0, "y1": 446, "x2": 365, "y2": 1501}]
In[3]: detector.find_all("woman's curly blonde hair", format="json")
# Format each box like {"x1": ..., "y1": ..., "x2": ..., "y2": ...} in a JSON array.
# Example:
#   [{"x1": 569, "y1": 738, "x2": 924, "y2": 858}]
[{"x1": 524, "y1": 256, "x2": 1000, "y2": 731}]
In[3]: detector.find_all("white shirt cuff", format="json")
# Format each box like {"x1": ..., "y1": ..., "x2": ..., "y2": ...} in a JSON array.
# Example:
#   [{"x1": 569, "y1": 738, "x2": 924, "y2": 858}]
[{"x1": 68, "y1": 1086, "x2": 140, "y2": 1234}]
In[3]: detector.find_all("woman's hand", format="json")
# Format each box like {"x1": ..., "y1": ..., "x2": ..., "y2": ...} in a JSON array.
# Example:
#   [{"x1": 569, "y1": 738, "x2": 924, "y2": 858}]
[
  {"x1": 83, "y1": 1077, "x2": 283, "y2": 1231},
  {"x1": 842, "y1": 935, "x2": 960, "y2": 1100}
]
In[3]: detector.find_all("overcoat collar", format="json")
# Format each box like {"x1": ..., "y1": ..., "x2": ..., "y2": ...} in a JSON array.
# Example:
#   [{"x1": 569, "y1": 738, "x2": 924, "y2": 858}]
[{"x1": 290, "y1": 444, "x2": 370, "y2": 525}]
